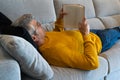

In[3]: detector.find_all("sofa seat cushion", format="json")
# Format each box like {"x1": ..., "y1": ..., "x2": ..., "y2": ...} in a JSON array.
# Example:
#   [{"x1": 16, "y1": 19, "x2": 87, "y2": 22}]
[
  {"x1": 99, "y1": 15, "x2": 120, "y2": 28},
  {"x1": 0, "y1": 35, "x2": 54, "y2": 80},
  {"x1": 105, "y1": 70, "x2": 120, "y2": 80},
  {"x1": 100, "y1": 40, "x2": 120, "y2": 73},
  {"x1": 52, "y1": 57, "x2": 108, "y2": 80}
]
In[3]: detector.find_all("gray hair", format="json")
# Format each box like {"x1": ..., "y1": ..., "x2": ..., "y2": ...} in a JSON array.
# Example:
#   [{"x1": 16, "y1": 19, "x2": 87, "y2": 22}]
[{"x1": 12, "y1": 14, "x2": 36, "y2": 36}]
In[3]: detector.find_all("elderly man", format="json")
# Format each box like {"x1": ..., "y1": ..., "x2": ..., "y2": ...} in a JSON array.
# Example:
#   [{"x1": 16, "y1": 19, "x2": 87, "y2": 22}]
[{"x1": 12, "y1": 13, "x2": 120, "y2": 70}]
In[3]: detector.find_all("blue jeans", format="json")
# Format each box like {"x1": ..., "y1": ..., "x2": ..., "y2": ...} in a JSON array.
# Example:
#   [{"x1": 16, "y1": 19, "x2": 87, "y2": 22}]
[{"x1": 90, "y1": 27, "x2": 120, "y2": 53}]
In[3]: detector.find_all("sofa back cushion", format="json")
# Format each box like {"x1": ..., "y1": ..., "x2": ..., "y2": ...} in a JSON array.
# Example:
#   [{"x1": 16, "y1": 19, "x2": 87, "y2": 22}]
[
  {"x1": 0, "y1": 0, "x2": 56, "y2": 24},
  {"x1": 54, "y1": 0, "x2": 96, "y2": 19},
  {"x1": 93, "y1": 0, "x2": 120, "y2": 17},
  {"x1": 93, "y1": 0, "x2": 120, "y2": 28}
]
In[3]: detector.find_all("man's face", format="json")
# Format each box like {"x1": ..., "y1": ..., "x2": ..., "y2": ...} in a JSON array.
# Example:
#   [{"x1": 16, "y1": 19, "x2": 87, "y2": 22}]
[{"x1": 29, "y1": 19, "x2": 45, "y2": 46}]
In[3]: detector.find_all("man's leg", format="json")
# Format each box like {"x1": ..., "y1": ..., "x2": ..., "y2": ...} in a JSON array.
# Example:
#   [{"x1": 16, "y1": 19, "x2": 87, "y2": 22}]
[{"x1": 91, "y1": 27, "x2": 120, "y2": 52}]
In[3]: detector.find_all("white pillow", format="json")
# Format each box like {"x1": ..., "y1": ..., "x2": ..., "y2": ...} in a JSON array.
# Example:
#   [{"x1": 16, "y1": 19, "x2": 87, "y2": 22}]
[{"x1": 0, "y1": 35, "x2": 54, "y2": 80}]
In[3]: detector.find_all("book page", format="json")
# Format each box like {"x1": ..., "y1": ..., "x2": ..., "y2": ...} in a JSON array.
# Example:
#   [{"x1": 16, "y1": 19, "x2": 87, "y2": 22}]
[{"x1": 63, "y1": 4, "x2": 85, "y2": 29}]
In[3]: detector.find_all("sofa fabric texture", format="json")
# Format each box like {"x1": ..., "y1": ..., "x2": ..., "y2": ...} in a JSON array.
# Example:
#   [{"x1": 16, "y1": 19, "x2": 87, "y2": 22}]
[
  {"x1": 0, "y1": 0, "x2": 120, "y2": 80},
  {"x1": 0, "y1": 44, "x2": 21, "y2": 80},
  {"x1": 0, "y1": 0, "x2": 56, "y2": 24}
]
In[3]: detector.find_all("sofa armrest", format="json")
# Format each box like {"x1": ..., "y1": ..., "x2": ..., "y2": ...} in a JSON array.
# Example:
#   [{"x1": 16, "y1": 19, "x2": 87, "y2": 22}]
[
  {"x1": 0, "y1": 60, "x2": 21, "y2": 80},
  {"x1": 0, "y1": 44, "x2": 21, "y2": 80}
]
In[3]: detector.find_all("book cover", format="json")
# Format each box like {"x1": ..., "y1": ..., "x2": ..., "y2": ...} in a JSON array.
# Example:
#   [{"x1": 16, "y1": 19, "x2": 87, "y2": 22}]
[{"x1": 63, "y1": 4, "x2": 85, "y2": 29}]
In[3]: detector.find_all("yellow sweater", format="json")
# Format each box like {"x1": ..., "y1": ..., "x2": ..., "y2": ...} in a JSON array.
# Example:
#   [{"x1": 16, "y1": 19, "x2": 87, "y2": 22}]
[{"x1": 39, "y1": 18, "x2": 102, "y2": 70}]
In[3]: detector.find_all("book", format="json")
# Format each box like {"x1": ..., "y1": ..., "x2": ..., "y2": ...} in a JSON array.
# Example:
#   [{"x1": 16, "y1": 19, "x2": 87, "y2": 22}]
[{"x1": 63, "y1": 4, "x2": 85, "y2": 29}]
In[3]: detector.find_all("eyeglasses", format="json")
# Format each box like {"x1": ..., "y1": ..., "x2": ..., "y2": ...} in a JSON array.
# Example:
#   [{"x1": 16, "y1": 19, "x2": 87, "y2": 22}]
[
  {"x1": 36, "y1": 21, "x2": 41, "y2": 27},
  {"x1": 34, "y1": 21, "x2": 45, "y2": 35}
]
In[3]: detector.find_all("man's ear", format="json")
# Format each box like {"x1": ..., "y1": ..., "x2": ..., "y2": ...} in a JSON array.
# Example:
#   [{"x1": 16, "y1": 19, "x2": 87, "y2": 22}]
[{"x1": 32, "y1": 35, "x2": 38, "y2": 43}]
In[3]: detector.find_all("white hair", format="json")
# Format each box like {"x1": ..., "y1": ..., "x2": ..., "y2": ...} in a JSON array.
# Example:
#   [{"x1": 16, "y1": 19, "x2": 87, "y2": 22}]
[{"x1": 12, "y1": 14, "x2": 36, "y2": 36}]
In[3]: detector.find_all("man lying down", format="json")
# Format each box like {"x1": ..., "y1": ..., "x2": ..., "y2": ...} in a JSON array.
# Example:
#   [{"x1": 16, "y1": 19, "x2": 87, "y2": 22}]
[{"x1": 1, "y1": 11, "x2": 120, "y2": 70}]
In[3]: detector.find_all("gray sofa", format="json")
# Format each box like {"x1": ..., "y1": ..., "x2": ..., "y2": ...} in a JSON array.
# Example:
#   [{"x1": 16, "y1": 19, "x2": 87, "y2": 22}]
[{"x1": 0, "y1": 0, "x2": 120, "y2": 80}]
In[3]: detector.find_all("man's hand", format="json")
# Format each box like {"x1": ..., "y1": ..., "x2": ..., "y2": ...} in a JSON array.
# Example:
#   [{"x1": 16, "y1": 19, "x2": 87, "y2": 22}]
[
  {"x1": 78, "y1": 17, "x2": 90, "y2": 35},
  {"x1": 58, "y1": 8, "x2": 67, "y2": 19}
]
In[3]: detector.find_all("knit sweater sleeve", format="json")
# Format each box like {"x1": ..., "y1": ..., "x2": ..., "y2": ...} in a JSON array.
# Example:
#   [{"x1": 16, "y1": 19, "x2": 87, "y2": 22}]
[
  {"x1": 77, "y1": 34, "x2": 99, "y2": 70},
  {"x1": 53, "y1": 18, "x2": 64, "y2": 31}
]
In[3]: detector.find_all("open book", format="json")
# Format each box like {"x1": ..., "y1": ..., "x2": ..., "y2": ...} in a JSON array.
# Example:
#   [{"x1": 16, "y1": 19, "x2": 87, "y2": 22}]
[{"x1": 63, "y1": 4, "x2": 85, "y2": 29}]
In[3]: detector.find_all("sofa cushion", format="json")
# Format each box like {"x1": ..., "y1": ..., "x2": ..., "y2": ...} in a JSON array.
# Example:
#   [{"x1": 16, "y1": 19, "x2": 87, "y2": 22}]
[
  {"x1": 100, "y1": 40, "x2": 120, "y2": 73},
  {"x1": 0, "y1": 60, "x2": 20, "y2": 80},
  {"x1": 42, "y1": 22, "x2": 55, "y2": 31},
  {"x1": 99, "y1": 15, "x2": 120, "y2": 28},
  {"x1": 105, "y1": 70, "x2": 120, "y2": 80},
  {"x1": 93, "y1": 0, "x2": 120, "y2": 17},
  {"x1": 54, "y1": 0, "x2": 95, "y2": 19},
  {"x1": 87, "y1": 18, "x2": 105, "y2": 29},
  {"x1": 52, "y1": 57, "x2": 108, "y2": 80},
  {"x1": 0, "y1": 35, "x2": 54, "y2": 80},
  {"x1": 21, "y1": 57, "x2": 108, "y2": 80},
  {"x1": 0, "y1": 0, "x2": 56, "y2": 24},
  {"x1": 0, "y1": 43, "x2": 21, "y2": 80}
]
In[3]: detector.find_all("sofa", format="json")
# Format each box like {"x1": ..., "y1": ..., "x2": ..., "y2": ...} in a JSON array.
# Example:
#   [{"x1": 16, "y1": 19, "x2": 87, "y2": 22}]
[{"x1": 0, "y1": 0, "x2": 120, "y2": 80}]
